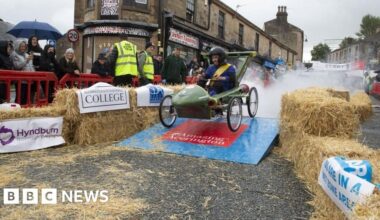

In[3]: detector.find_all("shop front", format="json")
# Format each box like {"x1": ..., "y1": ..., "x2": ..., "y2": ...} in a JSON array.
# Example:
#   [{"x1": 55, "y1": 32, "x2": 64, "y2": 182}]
[
  {"x1": 166, "y1": 28, "x2": 200, "y2": 64},
  {"x1": 78, "y1": 21, "x2": 158, "y2": 72}
]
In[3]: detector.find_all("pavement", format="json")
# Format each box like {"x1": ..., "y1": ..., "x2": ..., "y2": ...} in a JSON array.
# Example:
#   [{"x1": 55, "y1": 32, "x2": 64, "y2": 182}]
[{"x1": 359, "y1": 96, "x2": 380, "y2": 149}]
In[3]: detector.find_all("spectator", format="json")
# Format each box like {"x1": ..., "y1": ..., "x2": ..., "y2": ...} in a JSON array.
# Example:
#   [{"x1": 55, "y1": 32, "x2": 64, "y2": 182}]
[
  {"x1": 39, "y1": 45, "x2": 60, "y2": 103},
  {"x1": 189, "y1": 63, "x2": 203, "y2": 77},
  {"x1": 59, "y1": 48, "x2": 80, "y2": 77},
  {"x1": 109, "y1": 40, "x2": 139, "y2": 86},
  {"x1": 0, "y1": 40, "x2": 13, "y2": 103},
  {"x1": 187, "y1": 56, "x2": 199, "y2": 74},
  {"x1": 153, "y1": 54, "x2": 163, "y2": 75},
  {"x1": 10, "y1": 39, "x2": 35, "y2": 105},
  {"x1": 162, "y1": 47, "x2": 187, "y2": 84},
  {"x1": 138, "y1": 42, "x2": 155, "y2": 86},
  {"x1": 91, "y1": 53, "x2": 111, "y2": 77},
  {"x1": 27, "y1": 36, "x2": 43, "y2": 70},
  {"x1": 0, "y1": 40, "x2": 13, "y2": 70}
]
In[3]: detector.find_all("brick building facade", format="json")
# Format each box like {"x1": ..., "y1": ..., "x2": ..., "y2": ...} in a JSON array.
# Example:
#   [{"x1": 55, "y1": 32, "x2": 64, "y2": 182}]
[{"x1": 62, "y1": 0, "x2": 297, "y2": 72}]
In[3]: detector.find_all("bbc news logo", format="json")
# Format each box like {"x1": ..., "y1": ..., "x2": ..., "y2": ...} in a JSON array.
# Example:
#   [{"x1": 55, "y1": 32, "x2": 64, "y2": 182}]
[{"x1": 2, "y1": 188, "x2": 109, "y2": 205}]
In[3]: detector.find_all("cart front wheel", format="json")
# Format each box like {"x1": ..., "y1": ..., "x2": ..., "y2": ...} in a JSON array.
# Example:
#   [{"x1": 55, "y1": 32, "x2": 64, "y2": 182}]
[
  {"x1": 247, "y1": 87, "x2": 258, "y2": 118},
  {"x1": 227, "y1": 97, "x2": 243, "y2": 132},
  {"x1": 159, "y1": 95, "x2": 177, "y2": 128}
]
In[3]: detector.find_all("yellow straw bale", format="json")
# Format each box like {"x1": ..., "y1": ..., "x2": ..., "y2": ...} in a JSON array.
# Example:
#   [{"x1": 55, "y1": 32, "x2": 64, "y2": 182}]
[
  {"x1": 327, "y1": 88, "x2": 350, "y2": 101},
  {"x1": 281, "y1": 87, "x2": 360, "y2": 138},
  {"x1": 278, "y1": 127, "x2": 379, "y2": 219},
  {"x1": 353, "y1": 192, "x2": 380, "y2": 219},
  {"x1": 73, "y1": 85, "x2": 183, "y2": 145},
  {"x1": 350, "y1": 92, "x2": 373, "y2": 122}
]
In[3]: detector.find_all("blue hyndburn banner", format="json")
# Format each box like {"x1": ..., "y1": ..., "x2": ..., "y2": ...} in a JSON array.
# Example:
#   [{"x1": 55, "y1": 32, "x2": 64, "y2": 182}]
[{"x1": 318, "y1": 157, "x2": 375, "y2": 216}]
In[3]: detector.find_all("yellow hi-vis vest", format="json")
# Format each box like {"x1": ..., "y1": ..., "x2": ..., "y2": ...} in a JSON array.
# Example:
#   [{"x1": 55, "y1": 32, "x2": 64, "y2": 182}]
[
  {"x1": 115, "y1": 41, "x2": 138, "y2": 77},
  {"x1": 143, "y1": 51, "x2": 154, "y2": 80}
]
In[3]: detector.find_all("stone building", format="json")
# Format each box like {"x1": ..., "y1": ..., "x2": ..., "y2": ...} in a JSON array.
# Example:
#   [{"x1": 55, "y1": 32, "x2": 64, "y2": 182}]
[
  {"x1": 63, "y1": 0, "x2": 297, "y2": 72},
  {"x1": 264, "y1": 6, "x2": 304, "y2": 62},
  {"x1": 327, "y1": 30, "x2": 380, "y2": 69}
]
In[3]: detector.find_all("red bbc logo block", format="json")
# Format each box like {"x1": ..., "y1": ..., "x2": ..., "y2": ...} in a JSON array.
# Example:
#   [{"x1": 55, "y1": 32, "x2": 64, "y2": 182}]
[{"x1": 162, "y1": 120, "x2": 248, "y2": 147}]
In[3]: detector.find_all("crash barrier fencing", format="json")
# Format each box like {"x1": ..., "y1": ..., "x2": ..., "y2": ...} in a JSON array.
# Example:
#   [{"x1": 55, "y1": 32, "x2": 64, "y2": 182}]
[
  {"x1": 131, "y1": 75, "x2": 163, "y2": 87},
  {"x1": 0, "y1": 70, "x2": 58, "y2": 107},
  {"x1": 186, "y1": 76, "x2": 198, "y2": 84},
  {"x1": 0, "y1": 70, "x2": 115, "y2": 107},
  {"x1": 371, "y1": 82, "x2": 380, "y2": 95},
  {"x1": 58, "y1": 73, "x2": 113, "y2": 89}
]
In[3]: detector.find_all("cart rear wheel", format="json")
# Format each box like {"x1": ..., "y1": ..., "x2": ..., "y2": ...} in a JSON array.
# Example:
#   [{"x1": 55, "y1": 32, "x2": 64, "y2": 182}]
[
  {"x1": 159, "y1": 95, "x2": 177, "y2": 128},
  {"x1": 247, "y1": 87, "x2": 258, "y2": 118},
  {"x1": 227, "y1": 97, "x2": 243, "y2": 132}
]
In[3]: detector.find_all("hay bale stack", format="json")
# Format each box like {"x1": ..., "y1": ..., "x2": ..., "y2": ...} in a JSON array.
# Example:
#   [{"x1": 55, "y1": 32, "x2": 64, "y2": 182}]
[
  {"x1": 279, "y1": 87, "x2": 379, "y2": 219},
  {"x1": 277, "y1": 131, "x2": 379, "y2": 219},
  {"x1": 73, "y1": 85, "x2": 184, "y2": 145},
  {"x1": 327, "y1": 88, "x2": 350, "y2": 101},
  {"x1": 53, "y1": 89, "x2": 81, "y2": 144},
  {"x1": 350, "y1": 92, "x2": 373, "y2": 122},
  {"x1": 281, "y1": 87, "x2": 360, "y2": 138},
  {"x1": 353, "y1": 192, "x2": 380, "y2": 219}
]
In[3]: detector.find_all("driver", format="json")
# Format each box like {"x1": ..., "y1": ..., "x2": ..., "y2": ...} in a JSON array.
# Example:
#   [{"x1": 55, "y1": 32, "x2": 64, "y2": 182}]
[{"x1": 203, "y1": 47, "x2": 236, "y2": 96}]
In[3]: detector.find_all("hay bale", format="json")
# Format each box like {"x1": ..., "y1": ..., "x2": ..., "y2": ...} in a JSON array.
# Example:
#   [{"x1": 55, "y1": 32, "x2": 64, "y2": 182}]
[
  {"x1": 281, "y1": 87, "x2": 360, "y2": 138},
  {"x1": 53, "y1": 89, "x2": 81, "y2": 144},
  {"x1": 278, "y1": 128, "x2": 379, "y2": 219},
  {"x1": 353, "y1": 192, "x2": 380, "y2": 219},
  {"x1": 327, "y1": 88, "x2": 350, "y2": 101},
  {"x1": 73, "y1": 85, "x2": 184, "y2": 145},
  {"x1": 350, "y1": 92, "x2": 373, "y2": 122}
]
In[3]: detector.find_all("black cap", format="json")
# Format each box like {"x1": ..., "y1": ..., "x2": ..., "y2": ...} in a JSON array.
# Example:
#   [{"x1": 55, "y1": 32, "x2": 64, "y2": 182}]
[
  {"x1": 145, "y1": 42, "x2": 155, "y2": 49},
  {"x1": 98, "y1": 53, "x2": 106, "y2": 60}
]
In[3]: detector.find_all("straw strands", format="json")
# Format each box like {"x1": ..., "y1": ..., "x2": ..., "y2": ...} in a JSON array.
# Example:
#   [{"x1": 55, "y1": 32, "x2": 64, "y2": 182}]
[{"x1": 278, "y1": 87, "x2": 379, "y2": 219}]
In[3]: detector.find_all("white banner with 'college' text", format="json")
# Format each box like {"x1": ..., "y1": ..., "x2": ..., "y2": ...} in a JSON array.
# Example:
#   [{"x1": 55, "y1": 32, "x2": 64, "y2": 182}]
[
  {"x1": 0, "y1": 117, "x2": 65, "y2": 153},
  {"x1": 77, "y1": 82, "x2": 130, "y2": 113}
]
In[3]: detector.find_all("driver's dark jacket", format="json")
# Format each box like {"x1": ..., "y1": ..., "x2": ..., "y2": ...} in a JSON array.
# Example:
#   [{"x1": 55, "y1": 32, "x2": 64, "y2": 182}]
[{"x1": 205, "y1": 64, "x2": 236, "y2": 96}]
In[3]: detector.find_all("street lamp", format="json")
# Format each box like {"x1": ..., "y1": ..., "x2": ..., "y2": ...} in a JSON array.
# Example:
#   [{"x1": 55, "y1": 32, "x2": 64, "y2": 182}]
[{"x1": 304, "y1": 34, "x2": 308, "y2": 42}]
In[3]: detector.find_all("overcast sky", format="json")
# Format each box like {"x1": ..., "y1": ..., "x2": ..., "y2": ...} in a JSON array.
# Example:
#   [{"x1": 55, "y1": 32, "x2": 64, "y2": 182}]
[{"x1": 1, "y1": 0, "x2": 379, "y2": 61}]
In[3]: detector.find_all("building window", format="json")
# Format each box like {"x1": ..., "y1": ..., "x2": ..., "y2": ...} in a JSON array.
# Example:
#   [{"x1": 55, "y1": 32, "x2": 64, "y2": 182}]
[
  {"x1": 238, "y1": 24, "x2": 244, "y2": 45},
  {"x1": 87, "y1": 0, "x2": 95, "y2": 8},
  {"x1": 123, "y1": 0, "x2": 148, "y2": 10},
  {"x1": 186, "y1": 0, "x2": 195, "y2": 22},
  {"x1": 218, "y1": 11, "x2": 225, "y2": 39},
  {"x1": 255, "y1": 33, "x2": 259, "y2": 51}
]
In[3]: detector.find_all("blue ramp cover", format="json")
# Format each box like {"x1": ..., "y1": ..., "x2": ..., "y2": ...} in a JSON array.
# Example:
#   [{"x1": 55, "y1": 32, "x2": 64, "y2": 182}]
[{"x1": 116, "y1": 117, "x2": 279, "y2": 165}]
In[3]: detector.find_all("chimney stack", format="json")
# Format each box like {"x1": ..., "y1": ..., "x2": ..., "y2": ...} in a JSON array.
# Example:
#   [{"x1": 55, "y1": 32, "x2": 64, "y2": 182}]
[{"x1": 276, "y1": 5, "x2": 288, "y2": 24}]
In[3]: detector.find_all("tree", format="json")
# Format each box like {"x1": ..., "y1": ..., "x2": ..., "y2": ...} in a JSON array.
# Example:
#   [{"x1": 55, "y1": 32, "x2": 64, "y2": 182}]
[
  {"x1": 311, "y1": 43, "x2": 331, "y2": 61},
  {"x1": 356, "y1": 14, "x2": 380, "y2": 38},
  {"x1": 339, "y1": 37, "x2": 358, "y2": 49}
]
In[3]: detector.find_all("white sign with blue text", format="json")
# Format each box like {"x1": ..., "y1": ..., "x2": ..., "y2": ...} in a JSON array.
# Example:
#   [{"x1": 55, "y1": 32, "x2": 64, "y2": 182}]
[
  {"x1": 136, "y1": 84, "x2": 173, "y2": 107},
  {"x1": 77, "y1": 82, "x2": 130, "y2": 113},
  {"x1": 318, "y1": 157, "x2": 375, "y2": 216}
]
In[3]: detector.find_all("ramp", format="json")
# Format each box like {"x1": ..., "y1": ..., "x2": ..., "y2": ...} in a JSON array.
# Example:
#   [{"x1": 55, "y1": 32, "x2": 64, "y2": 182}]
[{"x1": 116, "y1": 117, "x2": 279, "y2": 165}]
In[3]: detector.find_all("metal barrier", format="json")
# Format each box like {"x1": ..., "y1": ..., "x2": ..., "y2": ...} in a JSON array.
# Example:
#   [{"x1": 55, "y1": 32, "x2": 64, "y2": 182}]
[
  {"x1": 153, "y1": 75, "x2": 162, "y2": 84},
  {"x1": 185, "y1": 76, "x2": 198, "y2": 84},
  {"x1": 371, "y1": 82, "x2": 380, "y2": 96},
  {"x1": 0, "y1": 70, "x2": 58, "y2": 107},
  {"x1": 58, "y1": 73, "x2": 113, "y2": 89}
]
